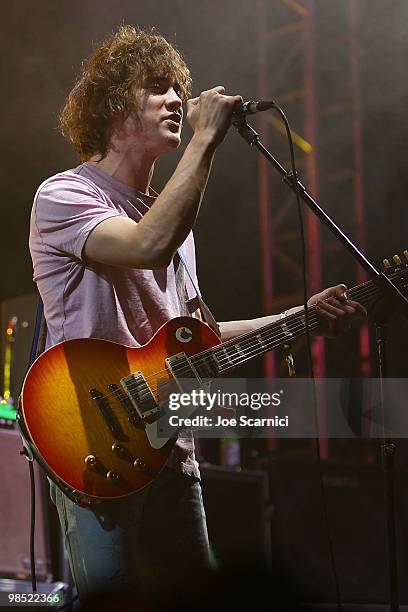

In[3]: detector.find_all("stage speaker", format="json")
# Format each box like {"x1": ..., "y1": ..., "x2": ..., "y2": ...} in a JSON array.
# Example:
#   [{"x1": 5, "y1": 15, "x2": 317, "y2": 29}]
[
  {"x1": 268, "y1": 460, "x2": 408, "y2": 605},
  {"x1": 0, "y1": 428, "x2": 53, "y2": 580},
  {"x1": 200, "y1": 464, "x2": 272, "y2": 570}
]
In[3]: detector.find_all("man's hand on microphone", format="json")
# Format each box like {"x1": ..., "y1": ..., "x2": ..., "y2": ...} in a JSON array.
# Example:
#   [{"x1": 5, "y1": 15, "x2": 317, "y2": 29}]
[{"x1": 187, "y1": 86, "x2": 242, "y2": 147}]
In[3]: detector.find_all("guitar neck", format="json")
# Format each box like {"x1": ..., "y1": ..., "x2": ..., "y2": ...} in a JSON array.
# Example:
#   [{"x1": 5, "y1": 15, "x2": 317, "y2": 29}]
[{"x1": 191, "y1": 278, "x2": 380, "y2": 377}]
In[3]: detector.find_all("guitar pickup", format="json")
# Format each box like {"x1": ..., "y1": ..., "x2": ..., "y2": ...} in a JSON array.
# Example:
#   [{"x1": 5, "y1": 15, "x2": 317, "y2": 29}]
[
  {"x1": 89, "y1": 388, "x2": 125, "y2": 439},
  {"x1": 120, "y1": 372, "x2": 160, "y2": 421},
  {"x1": 165, "y1": 352, "x2": 202, "y2": 394}
]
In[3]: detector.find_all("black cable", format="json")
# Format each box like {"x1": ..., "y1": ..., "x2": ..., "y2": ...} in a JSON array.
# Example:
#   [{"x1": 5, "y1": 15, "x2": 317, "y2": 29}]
[
  {"x1": 22, "y1": 447, "x2": 77, "y2": 610},
  {"x1": 270, "y1": 103, "x2": 343, "y2": 612},
  {"x1": 28, "y1": 457, "x2": 37, "y2": 593},
  {"x1": 270, "y1": 104, "x2": 312, "y2": 375}
]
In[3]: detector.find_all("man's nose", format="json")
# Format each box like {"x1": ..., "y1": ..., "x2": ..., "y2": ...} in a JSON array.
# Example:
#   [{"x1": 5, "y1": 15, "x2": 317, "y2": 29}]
[{"x1": 165, "y1": 88, "x2": 182, "y2": 112}]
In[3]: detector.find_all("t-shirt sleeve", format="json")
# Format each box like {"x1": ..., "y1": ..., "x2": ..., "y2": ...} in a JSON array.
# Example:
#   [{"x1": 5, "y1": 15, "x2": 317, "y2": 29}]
[{"x1": 32, "y1": 173, "x2": 121, "y2": 260}]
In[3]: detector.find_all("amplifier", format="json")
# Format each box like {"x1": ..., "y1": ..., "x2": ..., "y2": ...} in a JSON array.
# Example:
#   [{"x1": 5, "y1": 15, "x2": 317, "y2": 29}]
[{"x1": 0, "y1": 428, "x2": 52, "y2": 580}]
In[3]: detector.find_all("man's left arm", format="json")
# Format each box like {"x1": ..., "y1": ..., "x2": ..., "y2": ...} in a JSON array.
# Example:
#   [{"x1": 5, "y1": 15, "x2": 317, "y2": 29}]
[{"x1": 217, "y1": 284, "x2": 367, "y2": 341}]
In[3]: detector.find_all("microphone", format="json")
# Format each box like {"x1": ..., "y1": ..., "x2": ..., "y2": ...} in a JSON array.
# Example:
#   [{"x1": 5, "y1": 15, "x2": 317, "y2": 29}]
[{"x1": 233, "y1": 100, "x2": 275, "y2": 115}]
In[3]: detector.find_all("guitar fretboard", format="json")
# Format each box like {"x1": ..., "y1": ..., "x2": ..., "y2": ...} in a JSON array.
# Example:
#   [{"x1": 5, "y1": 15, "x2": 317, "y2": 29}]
[{"x1": 190, "y1": 275, "x2": 391, "y2": 378}]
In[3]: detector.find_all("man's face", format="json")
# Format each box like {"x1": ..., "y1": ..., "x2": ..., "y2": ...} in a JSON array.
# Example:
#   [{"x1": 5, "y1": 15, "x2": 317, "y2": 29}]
[{"x1": 126, "y1": 75, "x2": 184, "y2": 156}]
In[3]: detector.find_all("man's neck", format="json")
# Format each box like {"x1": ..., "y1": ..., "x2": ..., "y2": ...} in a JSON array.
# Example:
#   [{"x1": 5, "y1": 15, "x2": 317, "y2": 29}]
[{"x1": 89, "y1": 149, "x2": 155, "y2": 195}]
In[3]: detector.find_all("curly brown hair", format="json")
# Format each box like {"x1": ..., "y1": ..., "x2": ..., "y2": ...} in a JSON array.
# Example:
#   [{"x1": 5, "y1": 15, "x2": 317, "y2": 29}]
[{"x1": 59, "y1": 25, "x2": 192, "y2": 161}]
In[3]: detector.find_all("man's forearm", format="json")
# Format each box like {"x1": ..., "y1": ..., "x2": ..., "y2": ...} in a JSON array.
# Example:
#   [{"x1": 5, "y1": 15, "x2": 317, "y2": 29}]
[
  {"x1": 219, "y1": 306, "x2": 303, "y2": 341},
  {"x1": 136, "y1": 133, "x2": 216, "y2": 266}
]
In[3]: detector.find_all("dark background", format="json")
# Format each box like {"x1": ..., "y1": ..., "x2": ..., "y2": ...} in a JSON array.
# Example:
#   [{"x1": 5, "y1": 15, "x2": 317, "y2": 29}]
[{"x1": 1, "y1": 0, "x2": 408, "y2": 378}]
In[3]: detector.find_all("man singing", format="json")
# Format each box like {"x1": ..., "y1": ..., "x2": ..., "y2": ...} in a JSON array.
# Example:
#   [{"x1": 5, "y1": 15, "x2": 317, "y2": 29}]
[{"x1": 29, "y1": 25, "x2": 365, "y2": 606}]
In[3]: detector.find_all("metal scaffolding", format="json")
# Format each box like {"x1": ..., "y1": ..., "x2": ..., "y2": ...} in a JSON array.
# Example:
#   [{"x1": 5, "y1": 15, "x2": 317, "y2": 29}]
[{"x1": 255, "y1": 0, "x2": 369, "y2": 453}]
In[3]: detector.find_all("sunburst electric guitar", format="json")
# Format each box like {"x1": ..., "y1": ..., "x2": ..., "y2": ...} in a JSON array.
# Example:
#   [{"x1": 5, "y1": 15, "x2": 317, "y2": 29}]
[{"x1": 18, "y1": 256, "x2": 408, "y2": 503}]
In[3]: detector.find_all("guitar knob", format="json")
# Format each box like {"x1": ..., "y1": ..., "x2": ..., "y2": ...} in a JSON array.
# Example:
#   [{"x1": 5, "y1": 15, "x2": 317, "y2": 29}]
[
  {"x1": 85, "y1": 454, "x2": 97, "y2": 467},
  {"x1": 403, "y1": 250, "x2": 408, "y2": 261},
  {"x1": 134, "y1": 458, "x2": 148, "y2": 471},
  {"x1": 382, "y1": 259, "x2": 391, "y2": 269},
  {"x1": 393, "y1": 255, "x2": 402, "y2": 265},
  {"x1": 106, "y1": 470, "x2": 120, "y2": 481},
  {"x1": 111, "y1": 443, "x2": 125, "y2": 456}
]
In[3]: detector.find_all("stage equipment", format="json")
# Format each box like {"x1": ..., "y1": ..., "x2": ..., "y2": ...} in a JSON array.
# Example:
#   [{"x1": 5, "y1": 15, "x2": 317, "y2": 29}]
[
  {"x1": 200, "y1": 464, "x2": 272, "y2": 570},
  {"x1": 269, "y1": 460, "x2": 408, "y2": 605}
]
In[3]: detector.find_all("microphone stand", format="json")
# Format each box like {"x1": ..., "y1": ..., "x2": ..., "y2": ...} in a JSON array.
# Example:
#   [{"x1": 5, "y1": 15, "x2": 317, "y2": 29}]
[
  {"x1": 375, "y1": 314, "x2": 399, "y2": 612},
  {"x1": 232, "y1": 113, "x2": 408, "y2": 611}
]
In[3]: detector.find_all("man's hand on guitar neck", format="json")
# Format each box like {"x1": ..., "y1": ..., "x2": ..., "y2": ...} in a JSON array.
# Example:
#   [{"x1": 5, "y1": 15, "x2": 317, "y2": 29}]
[
  {"x1": 218, "y1": 283, "x2": 367, "y2": 341},
  {"x1": 308, "y1": 283, "x2": 367, "y2": 337}
]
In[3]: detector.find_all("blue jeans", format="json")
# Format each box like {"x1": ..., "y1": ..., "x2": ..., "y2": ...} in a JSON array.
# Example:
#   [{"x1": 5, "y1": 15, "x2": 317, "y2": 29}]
[{"x1": 50, "y1": 468, "x2": 211, "y2": 604}]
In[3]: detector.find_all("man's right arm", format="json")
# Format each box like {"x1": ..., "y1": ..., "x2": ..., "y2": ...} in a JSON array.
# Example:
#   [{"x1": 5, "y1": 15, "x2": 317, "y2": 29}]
[{"x1": 84, "y1": 87, "x2": 241, "y2": 269}]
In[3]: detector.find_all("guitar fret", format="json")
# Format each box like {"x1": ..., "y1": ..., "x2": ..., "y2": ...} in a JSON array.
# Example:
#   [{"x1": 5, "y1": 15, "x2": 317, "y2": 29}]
[
  {"x1": 256, "y1": 333, "x2": 266, "y2": 349},
  {"x1": 210, "y1": 309, "x2": 324, "y2": 372},
  {"x1": 211, "y1": 346, "x2": 235, "y2": 373},
  {"x1": 234, "y1": 343, "x2": 245, "y2": 357},
  {"x1": 279, "y1": 320, "x2": 294, "y2": 339}
]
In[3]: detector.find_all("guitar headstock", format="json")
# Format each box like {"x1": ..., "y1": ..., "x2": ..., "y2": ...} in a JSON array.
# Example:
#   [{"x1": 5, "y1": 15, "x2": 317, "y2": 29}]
[
  {"x1": 381, "y1": 251, "x2": 408, "y2": 299},
  {"x1": 347, "y1": 251, "x2": 408, "y2": 313},
  {"x1": 382, "y1": 250, "x2": 408, "y2": 271}
]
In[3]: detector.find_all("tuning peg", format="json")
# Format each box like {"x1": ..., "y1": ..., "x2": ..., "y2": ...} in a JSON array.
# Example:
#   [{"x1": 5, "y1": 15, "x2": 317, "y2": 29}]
[
  {"x1": 393, "y1": 255, "x2": 402, "y2": 265},
  {"x1": 403, "y1": 250, "x2": 408, "y2": 261},
  {"x1": 382, "y1": 259, "x2": 391, "y2": 268}
]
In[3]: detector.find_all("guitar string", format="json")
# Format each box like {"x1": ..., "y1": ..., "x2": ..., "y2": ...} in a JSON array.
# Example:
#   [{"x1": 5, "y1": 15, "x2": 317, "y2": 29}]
[
  {"x1": 136, "y1": 279, "x2": 378, "y2": 386},
  {"x1": 113, "y1": 281, "x2": 370, "y2": 399},
  {"x1": 106, "y1": 316, "x2": 365, "y2": 417},
  {"x1": 103, "y1": 282, "x2": 380, "y2": 413},
  {"x1": 155, "y1": 278, "x2": 384, "y2": 374},
  {"x1": 107, "y1": 280, "x2": 377, "y2": 399},
  {"x1": 104, "y1": 314, "x2": 322, "y2": 413},
  {"x1": 96, "y1": 305, "x2": 321, "y2": 406},
  {"x1": 105, "y1": 317, "x2": 321, "y2": 414},
  {"x1": 99, "y1": 281, "x2": 380, "y2": 411}
]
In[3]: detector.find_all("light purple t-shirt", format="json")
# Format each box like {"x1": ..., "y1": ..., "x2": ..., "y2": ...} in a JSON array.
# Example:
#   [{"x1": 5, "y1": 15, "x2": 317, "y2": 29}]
[
  {"x1": 29, "y1": 161, "x2": 200, "y2": 477},
  {"x1": 30, "y1": 162, "x2": 198, "y2": 349}
]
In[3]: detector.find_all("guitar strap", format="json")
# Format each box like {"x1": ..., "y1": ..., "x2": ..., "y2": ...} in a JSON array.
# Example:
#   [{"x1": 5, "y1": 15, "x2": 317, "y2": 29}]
[
  {"x1": 177, "y1": 247, "x2": 221, "y2": 338},
  {"x1": 28, "y1": 297, "x2": 47, "y2": 365}
]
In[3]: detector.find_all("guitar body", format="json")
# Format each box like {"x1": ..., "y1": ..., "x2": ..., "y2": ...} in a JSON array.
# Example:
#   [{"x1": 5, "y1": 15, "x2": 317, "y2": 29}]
[{"x1": 20, "y1": 317, "x2": 220, "y2": 502}]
